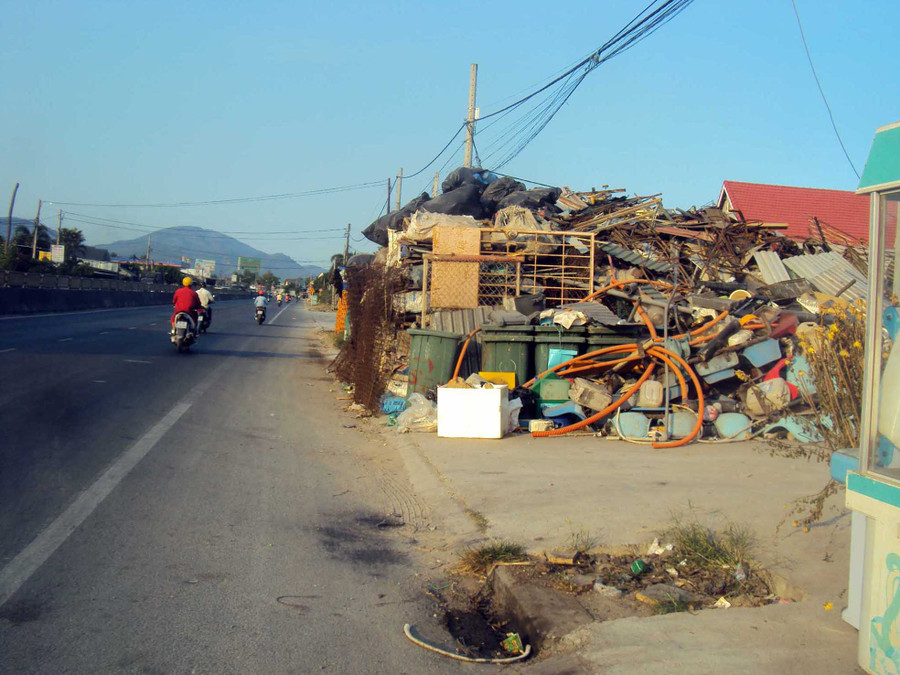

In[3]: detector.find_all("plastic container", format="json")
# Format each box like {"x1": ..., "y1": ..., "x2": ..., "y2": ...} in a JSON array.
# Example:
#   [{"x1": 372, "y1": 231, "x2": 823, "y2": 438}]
[
  {"x1": 533, "y1": 326, "x2": 585, "y2": 377},
  {"x1": 481, "y1": 325, "x2": 533, "y2": 389},
  {"x1": 407, "y1": 328, "x2": 462, "y2": 397},
  {"x1": 585, "y1": 325, "x2": 645, "y2": 362}
]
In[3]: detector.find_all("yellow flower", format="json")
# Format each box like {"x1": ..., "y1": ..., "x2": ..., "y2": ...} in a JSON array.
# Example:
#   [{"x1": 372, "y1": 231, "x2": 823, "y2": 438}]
[
  {"x1": 808, "y1": 347, "x2": 816, "y2": 354},
  {"x1": 853, "y1": 341, "x2": 862, "y2": 349},
  {"x1": 798, "y1": 370, "x2": 806, "y2": 377},
  {"x1": 824, "y1": 602, "x2": 833, "y2": 611},
  {"x1": 839, "y1": 350, "x2": 850, "y2": 357}
]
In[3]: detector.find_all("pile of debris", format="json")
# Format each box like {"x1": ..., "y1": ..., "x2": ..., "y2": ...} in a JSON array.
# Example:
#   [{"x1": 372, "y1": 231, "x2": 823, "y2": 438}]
[{"x1": 337, "y1": 167, "x2": 870, "y2": 446}]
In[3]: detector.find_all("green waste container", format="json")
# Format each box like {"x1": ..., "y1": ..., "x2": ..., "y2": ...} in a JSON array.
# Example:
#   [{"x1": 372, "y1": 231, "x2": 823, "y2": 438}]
[
  {"x1": 481, "y1": 325, "x2": 533, "y2": 388},
  {"x1": 585, "y1": 325, "x2": 646, "y2": 362},
  {"x1": 533, "y1": 325, "x2": 586, "y2": 377},
  {"x1": 407, "y1": 328, "x2": 462, "y2": 397}
]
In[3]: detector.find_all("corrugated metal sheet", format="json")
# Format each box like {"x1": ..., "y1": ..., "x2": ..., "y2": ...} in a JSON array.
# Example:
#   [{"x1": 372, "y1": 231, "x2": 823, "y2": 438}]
[
  {"x1": 783, "y1": 251, "x2": 867, "y2": 302},
  {"x1": 556, "y1": 302, "x2": 624, "y2": 326},
  {"x1": 430, "y1": 306, "x2": 493, "y2": 340},
  {"x1": 599, "y1": 242, "x2": 673, "y2": 274},
  {"x1": 753, "y1": 251, "x2": 791, "y2": 284}
]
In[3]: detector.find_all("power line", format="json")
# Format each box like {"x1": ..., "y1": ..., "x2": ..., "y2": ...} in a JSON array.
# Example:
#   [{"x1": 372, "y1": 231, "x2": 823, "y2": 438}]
[
  {"x1": 790, "y1": 0, "x2": 859, "y2": 179},
  {"x1": 46, "y1": 180, "x2": 385, "y2": 208}
]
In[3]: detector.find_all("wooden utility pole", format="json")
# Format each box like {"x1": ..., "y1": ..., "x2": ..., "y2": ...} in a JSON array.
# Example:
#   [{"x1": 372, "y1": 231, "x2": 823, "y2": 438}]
[
  {"x1": 386, "y1": 178, "x2": 392, "y2": 215},
  {"x1": 57, "y1": 210, "x2": 63, "y2": 245},
  {"x1": 433, "y1": 172, "x2": 440, "y2": 197},
  {"x1": 31, "y1": 200, "x2": 42, "y2": 258},
  {"x1": 395, "y1": 168, "x2": 403, "y2": 211},
  {"x1": 145, "y1": 234, "x2": 152, "y2": 271},
  {"x1": 6, "y1": 183, "x2": 19, "y2": 251},
  {"x1": 342, "y1": 223, "x2": 351, "y2": 267},
  {"x1": 464, "y1": 63, "x2": 478, "y2": 168}
]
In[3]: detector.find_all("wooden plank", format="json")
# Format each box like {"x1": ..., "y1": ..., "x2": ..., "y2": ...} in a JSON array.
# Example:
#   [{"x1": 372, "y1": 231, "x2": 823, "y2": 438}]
[
  {"x1": 431, "y1": 260, "x2": 479, "y2": 309},
  {"x1": 433, "y1": 226, "x2": 481, "y2": 255}
]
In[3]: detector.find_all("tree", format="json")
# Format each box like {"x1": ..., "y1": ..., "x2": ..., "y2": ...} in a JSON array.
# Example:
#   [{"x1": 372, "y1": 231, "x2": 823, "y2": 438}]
[
  {"x1": 259, "y1": 271, "x2": 280, "y2": 288},
  {"x1": 12, "y1": 223, "x2": 52, "y2": 256},
  {"x1": 59, "y1": 228, "x2": 87, "y2": 262},
  {"x1": 237, "y1": 268, "x2": 257, "y2": 286}
]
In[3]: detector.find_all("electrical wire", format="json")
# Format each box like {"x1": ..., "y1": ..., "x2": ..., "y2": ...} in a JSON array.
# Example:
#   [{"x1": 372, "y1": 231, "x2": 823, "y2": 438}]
[
  {"x1": 46, "y1": 180, "x2": 385, "y2": 208},
  {"x1": 789, "y1": 0, "x2": 860, "y2": 179}
]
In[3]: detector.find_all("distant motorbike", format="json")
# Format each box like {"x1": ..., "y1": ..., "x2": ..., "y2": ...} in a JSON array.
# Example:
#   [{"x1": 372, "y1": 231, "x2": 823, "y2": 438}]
[
  {"x1": 255, "y1": 306, "x2": 266, "y2": 325},
  {"x1": 171, "y1": 312, "x2": 198, "y2": 352},
  {"x1": 277, "y1": 298, "x2": 282, "y2": 307},
  {"x1": 197, "y1": 307, "x2": 211, "y2": 333}
]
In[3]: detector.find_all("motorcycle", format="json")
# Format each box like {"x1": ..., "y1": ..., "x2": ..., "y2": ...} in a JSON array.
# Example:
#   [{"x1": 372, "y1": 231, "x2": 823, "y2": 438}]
[
  {"x1": 171, "y1": 312, "x2": 198, "y2": 352},
  {"x1": 277, "y1": 299, "x2": 282, "y2": 307},
  {"x1": 255, "y1": 306, "x2": 266, "y2": 325},
  {"x1": 197, "y1": 307, "x2": 211, "y2": 334}
]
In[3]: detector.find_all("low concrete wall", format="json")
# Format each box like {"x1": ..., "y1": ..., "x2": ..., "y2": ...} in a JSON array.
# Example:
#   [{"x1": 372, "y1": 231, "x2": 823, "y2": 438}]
[{"x1": 0, "y1": 287, "x2": 250, "y2": 315}]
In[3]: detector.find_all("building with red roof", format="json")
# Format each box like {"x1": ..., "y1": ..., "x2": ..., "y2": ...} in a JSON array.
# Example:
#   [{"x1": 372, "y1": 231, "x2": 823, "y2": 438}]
[{"x1": 717, "y1": 180, "x2": 870, "y2": 244}]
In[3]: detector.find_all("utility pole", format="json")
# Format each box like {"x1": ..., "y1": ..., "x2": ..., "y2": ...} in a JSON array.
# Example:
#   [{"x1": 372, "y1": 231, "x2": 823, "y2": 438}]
[
  {"x1": 386, "y1": 178, "x2": 392, "y2": 215},
  {"x1": 395, "y1": 168, "x2": 403, "y2": 211},
  {"x1": 31, "y1": 200, "x2": 42, "y2": 258},
  {"x1": 6, "y1": 183, "x2": 18, "y2": 251},
  {"x1": 464, "y1": 63, "x2": 478, "y2": 168},
  {"x1": 57, "y1": 210, "x2": 62, "y2": 245},
  {"x1": 343, "y1": 223, "x2": 351, "y2": 267},
  {"x1": 433, "y1": 172, "x2": 440, "y2": 197},
  {"x1": 145, "y1": 234, "x2": 152, "y2": 272}
]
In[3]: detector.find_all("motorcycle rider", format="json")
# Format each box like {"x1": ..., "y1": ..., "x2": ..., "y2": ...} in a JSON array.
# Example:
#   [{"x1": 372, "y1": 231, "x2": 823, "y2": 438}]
[
  {"x1": 196, "y1": 281, "x2": 215, "y2": 329},
  {"x1": 254, "y1": 290, "x2": 268, "y2": 320},
  {"x1": 172, "y1": 277, "x2": 201, "y2": 335}
]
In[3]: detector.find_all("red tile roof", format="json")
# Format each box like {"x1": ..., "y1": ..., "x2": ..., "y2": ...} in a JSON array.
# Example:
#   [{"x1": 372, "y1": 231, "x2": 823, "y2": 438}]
[{"x1": 719, "y1": 180, "x2": 869, "y2": 243}]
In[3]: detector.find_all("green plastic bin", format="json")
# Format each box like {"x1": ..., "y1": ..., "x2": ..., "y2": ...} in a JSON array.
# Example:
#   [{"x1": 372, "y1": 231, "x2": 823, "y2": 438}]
[
  {"x1": 407, "y1": 328, "x2": 462, "y2": 397},
  {"x1": 585, "y1": 325, "x2": 646, "y2": 362},
  {"x1": 533, "y1": 325, "x2": 586, "y2": 377},
  {"x1": 481, "y1": 325, "x2": 533, "y2": 388}
]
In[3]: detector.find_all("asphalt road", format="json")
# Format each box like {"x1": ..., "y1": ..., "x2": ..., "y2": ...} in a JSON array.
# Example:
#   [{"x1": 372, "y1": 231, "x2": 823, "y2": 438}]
[{"x1": 0, "y1": 301, "x2": 463, "y2": 673}]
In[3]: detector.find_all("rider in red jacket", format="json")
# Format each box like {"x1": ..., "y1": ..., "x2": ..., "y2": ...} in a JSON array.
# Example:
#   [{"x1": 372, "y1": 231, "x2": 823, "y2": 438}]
[{"x1": 172, "y1": 277, "x2": 201, "y2": 331}]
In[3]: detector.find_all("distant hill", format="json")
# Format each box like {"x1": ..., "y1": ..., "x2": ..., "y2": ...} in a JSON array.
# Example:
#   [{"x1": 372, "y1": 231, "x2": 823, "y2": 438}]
[{"x1": 95, "y1": 226, "x2": 325, "y2": 280}]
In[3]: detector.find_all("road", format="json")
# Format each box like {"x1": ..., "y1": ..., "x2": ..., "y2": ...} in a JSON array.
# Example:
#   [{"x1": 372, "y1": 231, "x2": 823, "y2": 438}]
[{"x1": 0, "y1": 301, "x2": 463, "y2": 673}]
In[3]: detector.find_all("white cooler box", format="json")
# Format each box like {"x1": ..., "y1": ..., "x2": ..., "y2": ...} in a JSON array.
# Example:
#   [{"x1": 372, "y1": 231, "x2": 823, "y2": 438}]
[{"x1": 437, "y1": 385, "x2": 509, "y2": 439}]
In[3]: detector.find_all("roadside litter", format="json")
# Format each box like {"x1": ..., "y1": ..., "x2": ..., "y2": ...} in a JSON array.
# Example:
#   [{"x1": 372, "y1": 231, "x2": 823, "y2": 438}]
[{"x1": 332, "y1": 167, "x2": 870, "y2": 447}]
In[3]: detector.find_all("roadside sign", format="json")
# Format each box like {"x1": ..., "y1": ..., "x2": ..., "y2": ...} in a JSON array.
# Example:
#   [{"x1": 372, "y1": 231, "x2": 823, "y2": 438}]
[{"x1": 51, "y1": 244, "x2": 66, "y2": 263}]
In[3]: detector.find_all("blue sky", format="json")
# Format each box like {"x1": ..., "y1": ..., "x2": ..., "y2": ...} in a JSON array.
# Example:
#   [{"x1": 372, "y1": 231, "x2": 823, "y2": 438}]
[{"x1": 2, "y1": 0, "x2": 897, "y2": 269}]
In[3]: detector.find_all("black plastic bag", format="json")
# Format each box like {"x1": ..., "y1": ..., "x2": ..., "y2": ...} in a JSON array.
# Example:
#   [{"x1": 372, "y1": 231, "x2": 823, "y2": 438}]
[
  {"x1": 441, "y1": 166, "x2": 496, "y2": 194},
  {"x1": 421, "y1": 184, "x2": 486, "y2": 219},
  {"x1": 361, "y1": 192, "x2": 431, "y2": 246},
  {"x1": 480, "y1": 176, "x2": 526, "y2": 213},
  {"x1": 497, "y1": 187, "x2": 562, "y2": 211}
]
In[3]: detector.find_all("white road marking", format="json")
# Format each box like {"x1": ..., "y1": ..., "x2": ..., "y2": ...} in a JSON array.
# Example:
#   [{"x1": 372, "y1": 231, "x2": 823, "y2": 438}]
[
  {"x1": 270, "y1": 305, "x2": 290, "y2": 324},
  {"x1": 0, "y1": 360, "x2": 227, "y2": 609},
  {"x1": 93, "y1": 380, "x2": 106, "y2": 383},
  {"x1": 124, "y1": 359, "x2": 152, "y2": 364},
  {"x1": 57, "y1": 338, "x2": 73, "y2": 342},
  {"x1": 100, "y1": 331, "x2": 109, "y2": 335},
  {"x1": 128, "y1": 327, "x2": 137, "y2": 330},
  {"x1": 149, "y1": 323, "x2": 157, "y2": 326},
  {"x1": 0, "y1": 348, "x2": 16, "y2": 353}
]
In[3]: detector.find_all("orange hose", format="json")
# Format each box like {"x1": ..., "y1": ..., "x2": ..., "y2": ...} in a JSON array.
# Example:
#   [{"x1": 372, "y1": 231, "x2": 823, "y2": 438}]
[
  {"x1": 636, "y1": 306, "x2": 659, "y2": 340},
  {"x1": 646, "y1": 348, "x2": 689, "y2": 401},
  {"x1": 648, "y1": 346, "x2": 705, "y2": 449},
  {"x1": 531, "y1": 363, "x2": 657, "y2": 437},
  {"x1": 452, "y1": 328, "x2": 481, "y2": 380},
  {"x1": 523, "y1": 344, "x2": 637, "y2": 389}
]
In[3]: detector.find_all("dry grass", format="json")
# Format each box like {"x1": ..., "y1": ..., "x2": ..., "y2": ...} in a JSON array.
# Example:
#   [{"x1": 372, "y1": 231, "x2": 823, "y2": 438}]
[
  {"x1": 456, "y1": 541, "x2": 528, "y2": 576},
  {"x1": 566, "y1": 522, "x2": 600, "y2": 555},
  {"x1": 665, "y1": 516, "x2": 756, "y2": 570}
]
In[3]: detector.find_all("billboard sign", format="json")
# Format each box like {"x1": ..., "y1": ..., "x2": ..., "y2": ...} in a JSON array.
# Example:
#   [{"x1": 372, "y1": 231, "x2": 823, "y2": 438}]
[
  {"x1": 237, "y1": 256, "x2": 261, "y2": 274},
  {"x1": 194, "y1": 258, "x2": 216, "y2": 276},
  {"x1": 51, "y1": 245, "x2": 66, "y2": 263}
]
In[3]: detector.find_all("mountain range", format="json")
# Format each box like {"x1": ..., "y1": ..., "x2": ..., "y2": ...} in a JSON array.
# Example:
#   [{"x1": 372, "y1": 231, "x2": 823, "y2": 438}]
[{"x1": 95, "y1": 226, "x2": 325, "y2": 280}]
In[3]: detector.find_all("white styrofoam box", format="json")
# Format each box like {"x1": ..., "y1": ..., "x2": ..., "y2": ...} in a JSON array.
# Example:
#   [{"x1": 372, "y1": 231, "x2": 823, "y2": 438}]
[{"x1": 437, "y1": 385, "x2": 509, "y2": 439}]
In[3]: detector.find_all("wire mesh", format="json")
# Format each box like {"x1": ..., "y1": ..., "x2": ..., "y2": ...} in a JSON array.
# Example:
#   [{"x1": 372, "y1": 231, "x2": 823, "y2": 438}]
[{"x1": 332, "y1": 265, "x2": 407, "y2": 412}]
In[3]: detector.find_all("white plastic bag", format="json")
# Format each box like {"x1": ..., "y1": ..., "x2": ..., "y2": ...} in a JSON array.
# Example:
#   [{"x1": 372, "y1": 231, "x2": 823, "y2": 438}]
[{"x1": 396, "y1": 393, "x2": 437, "y2": 433}]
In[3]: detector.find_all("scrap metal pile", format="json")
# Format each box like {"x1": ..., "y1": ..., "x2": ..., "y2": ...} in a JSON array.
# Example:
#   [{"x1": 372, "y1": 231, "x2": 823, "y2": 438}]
[{"x1": 347, "y1": 167, "x2": 870, "y2": 445}]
